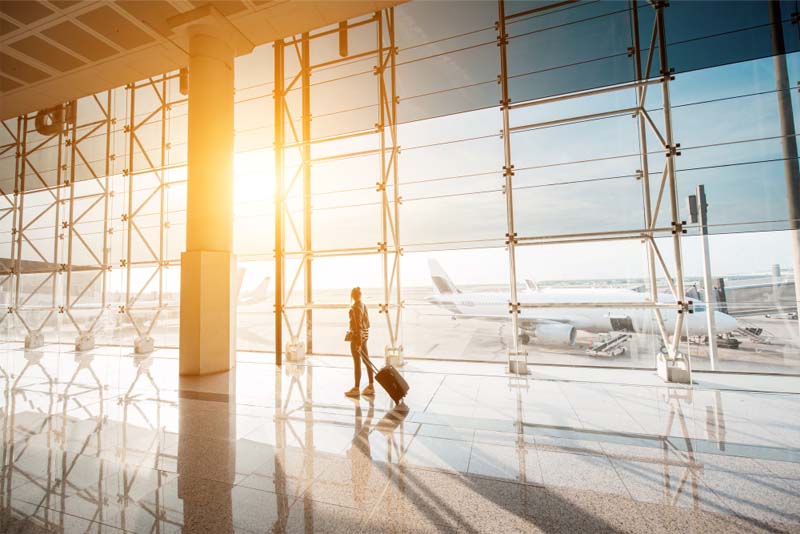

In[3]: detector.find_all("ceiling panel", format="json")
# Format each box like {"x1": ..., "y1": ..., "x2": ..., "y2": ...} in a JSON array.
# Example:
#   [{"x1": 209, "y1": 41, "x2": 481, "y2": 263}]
[
  {"x1": 0, "y1": 52, "x2": 49, "y2": 83},
  {"x1": 0, "y1": 17, "x2": 20, "y2": 36},
  {"x1": 0, "y1": 1, "x2": 54, "y2": 25},
  {"x1": 41, "y1": 20, "x2": 119, "y2": 61},
  {"x1": 9, "y1": 35, "x2": 86, "y2": 72},
  {"x1": 77, "y1": 5, "x2": 155, "y2": 50},
  {"x1": 1, "y1": 0, "x2": 406, "y2": 120},
  {"x1": 117, "y1": 0, "x2": 181, "y2": 38},
  {"x1": 50, "y1": 1, "x2": 82, "y2": 9},
  {"x1": 191, "y1": 1, "x2": 248, "y2": 17},
  {"x1": 0, "y1": 75, "x2": 23, "y2": 92}
]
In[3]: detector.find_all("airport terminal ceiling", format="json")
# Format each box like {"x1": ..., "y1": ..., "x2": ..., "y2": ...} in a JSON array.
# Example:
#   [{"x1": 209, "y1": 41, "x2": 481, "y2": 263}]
[
  {"x1": 0, "y1": 0, "x2": 798, "y2": 375},
  {"x1": 0, "y1": 0, "x2": 406, "y2": 120}
]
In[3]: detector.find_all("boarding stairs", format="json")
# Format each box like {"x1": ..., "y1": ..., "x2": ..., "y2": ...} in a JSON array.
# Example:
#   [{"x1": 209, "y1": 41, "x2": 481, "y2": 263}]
[
  {"x1": 586, "y1": 333, "x2": 631, "y2": 357},
  {"x1": 734, "y1": 325, "x2": 774, "y2": 345}
]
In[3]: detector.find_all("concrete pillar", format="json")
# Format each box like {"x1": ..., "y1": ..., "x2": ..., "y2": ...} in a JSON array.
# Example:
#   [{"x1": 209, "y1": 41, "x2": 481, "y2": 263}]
[{"x1": 169, "y1": 7, "x2": 252, "y2": 375}]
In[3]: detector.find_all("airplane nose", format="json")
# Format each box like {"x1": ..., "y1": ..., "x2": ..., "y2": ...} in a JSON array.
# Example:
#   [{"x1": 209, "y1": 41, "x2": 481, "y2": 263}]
[{"x1": 714, "y1": 311, "x2": 738, "y2": 333}]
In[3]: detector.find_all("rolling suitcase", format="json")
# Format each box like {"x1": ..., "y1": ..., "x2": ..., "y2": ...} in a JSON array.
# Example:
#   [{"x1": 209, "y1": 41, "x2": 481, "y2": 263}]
[{"x1": 361, "y1": 353, "x2": 409, "y2": 403}]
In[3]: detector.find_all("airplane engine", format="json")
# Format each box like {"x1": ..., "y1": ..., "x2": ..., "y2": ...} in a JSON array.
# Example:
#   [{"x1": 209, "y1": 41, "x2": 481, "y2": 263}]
[{"x1": 534, "y1": 324, "x2": 577, "y2": 346}]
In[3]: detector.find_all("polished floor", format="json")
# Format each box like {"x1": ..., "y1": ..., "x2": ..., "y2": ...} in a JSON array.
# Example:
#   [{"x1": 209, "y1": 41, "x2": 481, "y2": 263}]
[{"x1": 1, "y1": 345, "x2": 799, "y2": 533}]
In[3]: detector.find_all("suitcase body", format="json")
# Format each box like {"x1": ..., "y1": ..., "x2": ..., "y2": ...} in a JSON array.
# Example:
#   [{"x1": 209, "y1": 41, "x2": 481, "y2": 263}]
[
  {"x1": 361, "y1": 353, "x2": 409, "y2": 403},
  {"x1": 375, "y1": 365, "x2": 409, "y2": 403}
]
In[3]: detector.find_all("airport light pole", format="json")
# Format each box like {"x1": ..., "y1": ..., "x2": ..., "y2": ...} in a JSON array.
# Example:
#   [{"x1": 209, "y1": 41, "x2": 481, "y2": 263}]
[{"x1": 688, "y1": 185, "x2": 718, "y2": 370}]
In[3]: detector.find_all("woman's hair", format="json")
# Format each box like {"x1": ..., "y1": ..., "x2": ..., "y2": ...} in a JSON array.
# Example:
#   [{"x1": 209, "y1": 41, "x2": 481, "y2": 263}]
[{"x1": 350, "y1": 287, "x2": 361, "y2": 301}]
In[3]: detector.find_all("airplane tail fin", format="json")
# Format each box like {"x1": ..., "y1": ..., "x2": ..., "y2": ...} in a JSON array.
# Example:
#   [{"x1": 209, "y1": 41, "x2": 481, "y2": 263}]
[
  {"x1": 237, "y1": 271, "x2": 271, "y2": 303},
  {"x1": 252, "y1": 276, "x2": 271, "y2": 299},
  {"x1": 428, "y1": 259, "x2": 460, "y2": 294},
  {"x1": 235, "y1": 268, "x2": 246, "y2": 300}
]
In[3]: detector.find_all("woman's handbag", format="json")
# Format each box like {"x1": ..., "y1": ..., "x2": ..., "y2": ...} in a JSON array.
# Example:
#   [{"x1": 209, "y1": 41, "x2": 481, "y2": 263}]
[{"x1": 345, "y1": 330, "x2": 353, "y2": 342}]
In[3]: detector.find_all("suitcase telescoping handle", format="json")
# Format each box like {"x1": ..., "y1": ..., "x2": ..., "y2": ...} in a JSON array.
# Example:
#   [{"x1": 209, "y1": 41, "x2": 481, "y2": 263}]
[{"x1": 359, "y1": 349, "x2": 380, "y2": 374}]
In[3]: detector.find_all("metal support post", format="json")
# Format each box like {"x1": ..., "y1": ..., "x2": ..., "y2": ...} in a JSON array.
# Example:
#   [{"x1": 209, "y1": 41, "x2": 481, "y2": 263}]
[
  {"x1": 65, "y1": 91, "x2": 113, "y2": 351},
  {"x1": 15, "y1": 112, "x2": 62, "y2": 347},
  {"x1": 125, "y1": 84, "x2": 136, "y2": 339},
  {"x1": 498, "y1": 0, "x2": 525, "y2": 374},
  {"x1": 123, "y1": 76, "x2": 183, "y2": 354},
  {"x1": 379, "y1": 10, "x2": 389, "y2": 362},
  {"x1": 377, "y1": 9, "x2": 403, "y2": 365},
  {"x1": 384, "y1": 8, "x2": 404, "y2": 364},
  {"x1": 769, "y1": 0, "x2": 800, "y2": 338},
  {"x1": 100, "y1": 91, "x2": 112, "y2": 339},
  {"x1": 655, "y1": 1, "x2": 690, "y2": 383},
  {"x1": 274, "y1": 39, "x2": 285, "y2": 366},
  {"x1": 632, "y1": 1, "x2": 671, "y2": 351},
  {"x1": 389, "y1": 7, "x2": 403, "y2": 366},
  {"x1": 66, "y1": 103, "x2": 81, "y2": 350},
  {"x1": 52, "y1": 117, "x2": 63, "y2": 342},
  {"x1": 12, "y1": 117, "x2": 25, "y2": 338},
  {"x1": 158, "y1": 76, "x2": 167, "y2": 326},
  {"x1": 302, "y1": 33, "x2": 312, "y2": 356},
  {"x1": 0, "y1": 119, "x2": 21, "y2": 332},
  {"x1": 275, "y1": 34, "x2": 312, "y2": 363},
  {"x1": 3, "y1": 118, "x2": 22, "y2": 335}
]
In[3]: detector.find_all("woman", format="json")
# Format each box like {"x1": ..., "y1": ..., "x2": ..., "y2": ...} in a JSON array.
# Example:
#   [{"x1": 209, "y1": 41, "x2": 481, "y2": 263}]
[{"x1": 346, "y1": 287, "x2": 374, "y2": 398}]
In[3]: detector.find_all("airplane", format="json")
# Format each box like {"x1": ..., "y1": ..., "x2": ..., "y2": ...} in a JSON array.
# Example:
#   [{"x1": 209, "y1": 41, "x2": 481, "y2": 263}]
[
  {"x1": 236, "y1": 271, "x2": 271, "y2": 306},
  {"x1": 427, "y1": 259, "x2": 739, "y2": 346}
]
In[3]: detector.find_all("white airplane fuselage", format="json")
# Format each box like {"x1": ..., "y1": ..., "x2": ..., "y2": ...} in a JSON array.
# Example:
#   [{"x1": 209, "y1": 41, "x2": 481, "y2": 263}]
[{"x1": 429, "y1": 287, "x2": 738, "y2": 338}]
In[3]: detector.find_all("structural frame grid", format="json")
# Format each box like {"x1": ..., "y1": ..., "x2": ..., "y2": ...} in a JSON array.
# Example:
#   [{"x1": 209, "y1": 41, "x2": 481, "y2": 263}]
[{"x1": 273, "y1": 8, "x2": 403, "y2": 366}]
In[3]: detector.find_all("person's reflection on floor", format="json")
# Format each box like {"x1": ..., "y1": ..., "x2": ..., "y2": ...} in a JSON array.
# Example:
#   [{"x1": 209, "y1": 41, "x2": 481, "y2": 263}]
[
  {"x1": 347, "y1": 396, "x2": 375, "y2": 508},
  {"x1": 375, "y1": 404, "x2": 409, "y2": 439},
  {"x1": 375, "y1": 403, "x2": 410, "y2": 465}
]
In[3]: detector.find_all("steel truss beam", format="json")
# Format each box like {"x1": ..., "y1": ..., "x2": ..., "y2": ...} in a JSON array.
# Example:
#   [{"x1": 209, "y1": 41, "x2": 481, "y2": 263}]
[
  {"x1": 378, "y1": 9, "x2": 403, "y2": 358},
  {"x1": 498, "y1": 0, "x2": 522, "y2": 371},
  {"x1": 63, "y1": 91, "x2": 113, "y2": 339},
  {"x1": 498, "y1": 0, "x2": 692, "y2": 378},
  {"x1": 0, "y1": 119, "x2": 21, "y2": 328},
  {"x1": 121, "y1": 75, "x2": 187, "y2": 343},
  {"x1": 2, "y1": 99, "x2": 113, "y2": 343},
  {"x1": 11, "y1": 113, "x2": 64, "y2": 337},
  {"x1": 4, "y1": 73, "x2": 184, "y2": 350},
  {"x1": 273, "y1": 9, "x2": 402, "y2": 364}
]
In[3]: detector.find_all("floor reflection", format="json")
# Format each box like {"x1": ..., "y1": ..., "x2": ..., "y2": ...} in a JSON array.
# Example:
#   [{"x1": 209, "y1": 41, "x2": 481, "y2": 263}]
[
  {"x1": 0, "y1": 348, "x2": 797, "y2": 533},
  {"x1": 347, "y1": 395, "x2": 375, "y2": 510}
]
